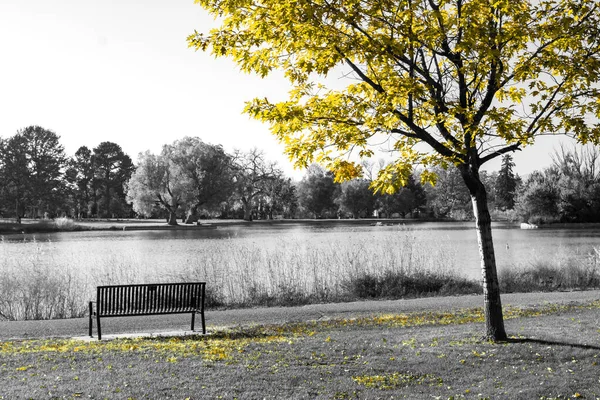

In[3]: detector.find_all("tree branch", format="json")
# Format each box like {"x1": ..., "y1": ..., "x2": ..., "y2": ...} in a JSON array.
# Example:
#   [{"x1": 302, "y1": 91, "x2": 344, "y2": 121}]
[
  {"x1": 343, "y1": 56, "x2": 385, "y2": 93},
  {"x1": 480, "y1": 143, "x2": 521, "y2": 165}
]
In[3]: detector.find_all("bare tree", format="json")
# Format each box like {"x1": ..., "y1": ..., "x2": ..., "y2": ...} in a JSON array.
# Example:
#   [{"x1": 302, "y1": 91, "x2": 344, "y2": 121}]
[{"x1": 231, "y1": 149, "x2": 281, "y2": 221}]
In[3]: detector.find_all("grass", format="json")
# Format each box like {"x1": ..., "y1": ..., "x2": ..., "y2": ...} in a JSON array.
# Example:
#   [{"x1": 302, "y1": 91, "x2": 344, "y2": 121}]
[{"x1": 2, "y1": 300, "x2": 600, "y2": 399}]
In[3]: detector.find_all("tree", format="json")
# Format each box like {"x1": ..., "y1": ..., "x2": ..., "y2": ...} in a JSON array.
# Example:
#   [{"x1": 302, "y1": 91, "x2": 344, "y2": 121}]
[
  {"x1": 0, "y1": 126, "x2": 67, "y2": 221},
  {"x1": 127, "y1": 150, "x2": 188, "y2": 225},
  {"x1": 495, "y1": 154, "x2": 517, "y2": 210},
  {"x1": 231, "y1": 149, "x2": 281, "y2": 221},
  {"x1": 423, "y1": 166, "x2": 471, "y2": 219},
  {"x1": 298, "y1": 164, "x2": 339, "y2": 218},
  {"x1": 65, "y1": 146, "x2": 96, "y2": 218},
  {"x1": 0, "y1": 135, "x2": 29, "y2": 222},
  {"x1": 191, "y1": 0, "x2": 600, "y2": 341},
  {"x1": 551, "y1": 144, "x2": 600, "y2": 222},
  {"x1": 258, "y1": 176, "x2": 299, "y2": 219},
  {"x1": 19, "y1": 126, "x2": 68, "y2": 216},
  {"x1": 93, "y1": 142, "x2": 134, "y2": 218},
  {"x1": 168, "y1": 137, "x2": 234, "y2": 223},
  {"x1": 337, "y1": 178, "x2": 375, "y2": 218},
  {"x1": 515, "y1": 170, "x2": 561, "y2": 224},
  {"x1": 377, "y1": 174, "x2": 426, "y2": 218}
]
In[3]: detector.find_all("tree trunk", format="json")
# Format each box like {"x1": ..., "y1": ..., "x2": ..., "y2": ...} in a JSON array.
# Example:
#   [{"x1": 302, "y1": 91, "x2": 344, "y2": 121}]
[
  {"x1": 242, "y1": 198, "x2": 253, "y2": 221},
  {"x1": 15, "y1": 199, "x2": 21, "y2": 224},
  {"x1": 185, "y1": 205, "x2": 198, "y2": 224},
  {"x1": 167, "y1": 211, "x2": 178, "y2": 226},
  {"x1": 105, "y1": 178, "x2": 111, "y2": 218},
  {"x1": 92, "y1": 182, "x2": 98, "y2": 218},
  {"x1": 459, "y1": 164, "x2": 507, "y2": 342},
  {"x1": 156, "y1": 194, "x2": 179, "y2": 226}
]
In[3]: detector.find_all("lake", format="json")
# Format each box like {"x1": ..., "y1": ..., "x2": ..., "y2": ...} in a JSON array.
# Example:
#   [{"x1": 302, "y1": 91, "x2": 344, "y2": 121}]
[{"x1": 1, "y1": 220, "x2": 599, "y2": 279}]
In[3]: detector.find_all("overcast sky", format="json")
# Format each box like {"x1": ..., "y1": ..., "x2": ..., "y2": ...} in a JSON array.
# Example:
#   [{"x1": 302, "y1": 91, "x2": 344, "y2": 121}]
[{"x1": 0, "y1": 0, "x2": 574, "y2": 179}]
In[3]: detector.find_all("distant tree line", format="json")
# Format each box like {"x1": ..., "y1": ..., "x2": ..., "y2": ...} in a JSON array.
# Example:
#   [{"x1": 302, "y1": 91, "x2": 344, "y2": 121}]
[
  {"x1": 515, "y1": 145, "x2": 600, "y2": 224},
  {"x1": 0, "y1": 126, "x2": 134, "y2": 221},
  {"x1": 437, "y1": 146, "x2": 600, "y2": 224},
  {"x1": 1, "y1": 126, "x2": 599, "y2": 224}
]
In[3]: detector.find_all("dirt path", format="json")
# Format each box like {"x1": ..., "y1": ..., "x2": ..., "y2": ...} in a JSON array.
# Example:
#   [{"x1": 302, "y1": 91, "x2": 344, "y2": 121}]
[{"x1": 1, "y1": 290, "x2": 598, "y2": 341}]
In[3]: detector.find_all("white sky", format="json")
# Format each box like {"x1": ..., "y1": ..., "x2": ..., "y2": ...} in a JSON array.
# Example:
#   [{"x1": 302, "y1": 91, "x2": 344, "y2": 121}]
[{"x1": 0, "y1": 0, "x2": 575, "y2": 180}]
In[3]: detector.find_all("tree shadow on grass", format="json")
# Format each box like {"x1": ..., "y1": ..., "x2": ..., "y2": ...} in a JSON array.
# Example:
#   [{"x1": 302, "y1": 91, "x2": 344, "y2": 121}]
[{"x1": 506, "y1": 337, "x2": 600, "y2": 351}]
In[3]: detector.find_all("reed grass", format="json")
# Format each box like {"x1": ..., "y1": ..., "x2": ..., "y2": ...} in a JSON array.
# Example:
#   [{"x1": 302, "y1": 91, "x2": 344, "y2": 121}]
[
  {"x1": 0, "y1": 239, "x2": 87, "y2": 320},
  {"x1": 500, "y1": 247, "x2": 600, "y2": 293},
  {"x1": 1, "y1": 229, "x2": 599, "y2": 321}
]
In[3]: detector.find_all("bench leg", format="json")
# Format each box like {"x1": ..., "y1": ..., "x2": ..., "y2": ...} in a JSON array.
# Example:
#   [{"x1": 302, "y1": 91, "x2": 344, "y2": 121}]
[
  {"x1": 97, "y1": 315, "x2": 102, "y2": 340},
  {"x1": 191, "y1": 312, "x2": 195, "y2": 332},
  {"x1": 201, "y1": 311, "x2": 206, "y2": 335}
]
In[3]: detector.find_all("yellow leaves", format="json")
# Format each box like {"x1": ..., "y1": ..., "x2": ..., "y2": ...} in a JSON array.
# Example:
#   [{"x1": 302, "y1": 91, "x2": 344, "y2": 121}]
[
  {"x1": 508, "y1": 87, "x2": 526, "y2": 104},
  {"x1": 330, "y1": 160, "x2": 362, "y2": 183},
  {"x1": 352, "y1": 372, "x2": 443, "y2": 390},
  {"x1": 495, "y1": 86, "x2": 527, "y2": 104},
  {"x1": 190, "y1": 0, "x2": 600, "y2": 171},
  {"x1": 419, "y1": 169, "x2": 438, "y2": 187}
]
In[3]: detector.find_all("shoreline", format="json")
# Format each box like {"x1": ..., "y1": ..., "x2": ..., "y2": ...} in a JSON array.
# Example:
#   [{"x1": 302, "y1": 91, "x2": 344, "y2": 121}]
[
  {"x1": 2, "y1": 217, "x2": 600, "y2": 235},
  {"x1": 0, "y1": 217, "x2": 461, "y2": 235}
]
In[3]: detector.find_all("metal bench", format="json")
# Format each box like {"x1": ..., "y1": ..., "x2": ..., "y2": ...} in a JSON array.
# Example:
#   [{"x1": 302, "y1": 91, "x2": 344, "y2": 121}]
[{"x1": 88, "y1": 282, "x2": 206, "y2": 340}]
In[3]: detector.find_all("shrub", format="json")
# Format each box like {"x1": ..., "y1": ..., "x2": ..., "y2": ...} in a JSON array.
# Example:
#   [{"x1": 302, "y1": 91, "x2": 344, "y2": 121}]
[{"x1": 344, "y1": 271, "x2": 481, "y2": 300}]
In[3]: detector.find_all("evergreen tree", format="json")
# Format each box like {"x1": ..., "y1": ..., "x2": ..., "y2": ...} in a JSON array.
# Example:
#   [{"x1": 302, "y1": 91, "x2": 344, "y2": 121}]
[
  {"x1": 93, "y1": 142, "x2": 134, "y2": 218},
  {"x1": 495, "y1": 154, "x2": 517, "y2": 210}
]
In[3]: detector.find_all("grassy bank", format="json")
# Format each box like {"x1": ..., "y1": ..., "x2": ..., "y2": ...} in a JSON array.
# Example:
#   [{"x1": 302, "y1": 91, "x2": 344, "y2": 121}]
[
  {"x1": 0, "y1": 217, "x2": 178, "y2": 235},
  {"x1": 0, "y1": 217, "x2": 89, "y2": 234},
  {"x1": 2, "y1": 300, "x2": 600, "y2": 399}
]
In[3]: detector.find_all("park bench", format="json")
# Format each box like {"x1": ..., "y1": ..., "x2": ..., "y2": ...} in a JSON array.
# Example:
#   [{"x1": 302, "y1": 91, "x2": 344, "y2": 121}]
[{"x1": 88, "y1": 282, "x2": 206, "y2": 340}]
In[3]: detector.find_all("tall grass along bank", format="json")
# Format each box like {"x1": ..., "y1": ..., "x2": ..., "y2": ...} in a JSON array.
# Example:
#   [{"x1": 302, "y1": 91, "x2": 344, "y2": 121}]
[
  {"x1": 1, "y1": 229, "x2": 600, "y2": 321},
  {"x1": 500, "y1": 247, "x2": 600, "y2": 293},
  {"x1": 0, "y1": 230, "x2": 465, "y2": 320}
]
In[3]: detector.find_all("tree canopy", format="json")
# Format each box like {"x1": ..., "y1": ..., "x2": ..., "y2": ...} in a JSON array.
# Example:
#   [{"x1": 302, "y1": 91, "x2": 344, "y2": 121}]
[
  {"x1": 168, "y1": 137, "x2": 234, "y2": 222},
  {"x1": 190, "y1": 0, "x2": 600, "y2": 341},
  {"x1": 190, "y1": 0, "x2": 600, "y2": 188}
]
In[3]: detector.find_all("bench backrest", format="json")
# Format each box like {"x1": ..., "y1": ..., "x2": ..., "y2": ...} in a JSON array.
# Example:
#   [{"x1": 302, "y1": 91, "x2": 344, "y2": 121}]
[{"x1": 96, "y1": 282, "x2": 205, "y2": 317}]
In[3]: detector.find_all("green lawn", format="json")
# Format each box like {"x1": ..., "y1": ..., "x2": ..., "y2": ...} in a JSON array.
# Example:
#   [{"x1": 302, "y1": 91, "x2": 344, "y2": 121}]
[{"x1": 2, "y1": 302, "x2": 600, "y2": 399}]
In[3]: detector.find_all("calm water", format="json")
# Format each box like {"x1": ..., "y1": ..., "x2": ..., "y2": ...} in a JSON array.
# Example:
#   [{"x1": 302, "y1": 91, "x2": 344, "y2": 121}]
[{"x1": 1, "y1": 221, "x2": 599, "y2": 280}]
